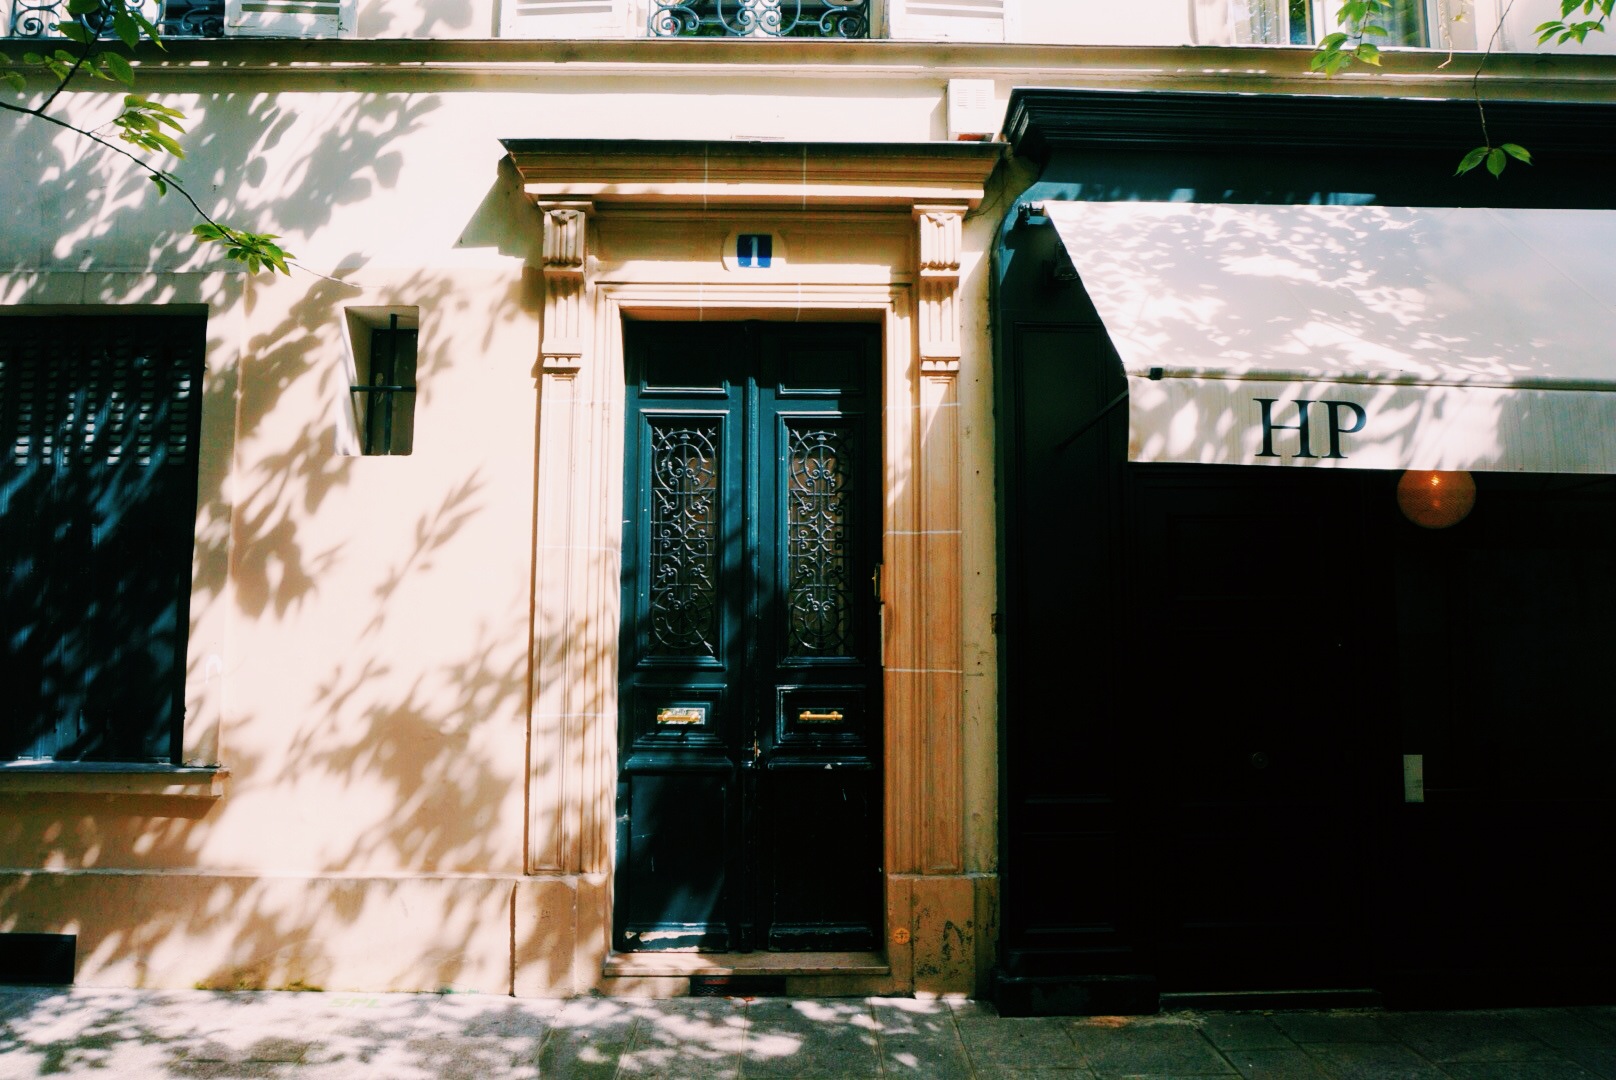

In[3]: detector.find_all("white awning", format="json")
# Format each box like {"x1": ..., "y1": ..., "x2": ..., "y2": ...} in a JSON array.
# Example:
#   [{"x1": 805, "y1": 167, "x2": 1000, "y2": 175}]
[{"x1": 1044, "y1": 201, "x2": 1616, "y2": 473}]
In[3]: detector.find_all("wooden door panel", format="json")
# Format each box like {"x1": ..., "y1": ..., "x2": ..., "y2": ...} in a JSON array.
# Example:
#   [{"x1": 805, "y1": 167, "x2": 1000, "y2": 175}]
[{"x1": 617, "y1": 322, "x2": 882, "y2": 953}]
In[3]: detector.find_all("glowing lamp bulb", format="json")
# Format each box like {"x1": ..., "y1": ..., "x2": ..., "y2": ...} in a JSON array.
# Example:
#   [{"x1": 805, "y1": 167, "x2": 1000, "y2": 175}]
[{"x1": 1397, "y1": 470, "x2": 1476, "y2": 529}]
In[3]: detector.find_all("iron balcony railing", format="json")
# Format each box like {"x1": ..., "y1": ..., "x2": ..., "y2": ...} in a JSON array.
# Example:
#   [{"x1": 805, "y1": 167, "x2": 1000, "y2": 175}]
[
  {"x1": 5, "y1": 0, "x2": 222, "y2": 38},
  {"x1": 649, "y1": 0, "x2": 869, "y2": 37}
]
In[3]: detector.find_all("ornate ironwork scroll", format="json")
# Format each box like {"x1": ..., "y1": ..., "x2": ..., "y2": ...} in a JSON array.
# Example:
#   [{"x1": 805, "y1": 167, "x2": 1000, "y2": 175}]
[
  {"x1": 6, "y1": 0, "x2": 223, "y2": 38},
  {"x1": 785, "y1": 424, "x2": 853, "y2": 657},
  {"x1": 649, "y1": 0, "x2": 867, "y2": 38},
  {"x1": 648, "y1": 420, "x2": 721, "y2": 658}
]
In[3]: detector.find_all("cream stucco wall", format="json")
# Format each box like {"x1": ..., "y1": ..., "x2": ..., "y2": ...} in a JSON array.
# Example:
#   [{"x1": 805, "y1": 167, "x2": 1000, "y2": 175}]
[
  {"x1": 0, "y1": 57, "x2": 1010, "y2": 996},
  {"x1": 3, "y1": 40, "x2": 1614, "y2": 997}
]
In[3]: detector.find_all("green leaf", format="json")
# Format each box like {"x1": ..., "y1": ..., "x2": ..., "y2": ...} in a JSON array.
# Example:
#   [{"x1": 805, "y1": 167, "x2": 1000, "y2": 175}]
[
  {"x1": 56, "y1": 19, "x2": 93, "y2": 42},
  {"x1": 1455, "y1": 146, "x2": 1489, "y2": 175},
  {"x1": 1501, "y1": 143, "x2": 1533, "y2": 164},
  {"x1": 149, "y1": 174, "x2": 168, "y2": 196},
  {"x1": 3, "y1": 70, "x2": 25, "y2": 92},
  {"x1": 64, "y1": 0, "x2": 100, "y2": 14},
  {"x1": 150, "y1": 131, "x2": 185, "y2": 158},
  {"x1": 1486, "y1": 147, "x2": 1507, "y2": 177},
  {"x1": 102, "y1": 51, "x2": 134, "y2": 86},
  {"x1": 1361, "y1": 23, "x2": 1389, "y2": 36},
  {"x1": 22, "y1": 52, "x2": 46, "y2": 65},
  {"x1": 1319, "y1": 32, "x2": 1349, "y2": 47},
  {"x1": 1357, "y1": 42, "x2": 1382, "y2": 65},
  {"x1": 192, "y1": 223, "x2": 225, "y2": 241},
  {"x1": 132, "y1": 10, "x2": 165, "y2": 47},
  {"x1": 110, "y1": 10, "x2": 139, "y2": 49}
]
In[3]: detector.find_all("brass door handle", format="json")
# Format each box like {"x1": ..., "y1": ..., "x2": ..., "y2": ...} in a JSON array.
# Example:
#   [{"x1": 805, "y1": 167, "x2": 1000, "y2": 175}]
[{"x1": 798, "y1": 710, "x2": 843, "y2": 723}]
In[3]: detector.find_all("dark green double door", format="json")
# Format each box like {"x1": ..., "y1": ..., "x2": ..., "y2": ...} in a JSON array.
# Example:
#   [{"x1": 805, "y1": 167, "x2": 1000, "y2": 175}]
[{"x1": 615, "y1": 322, "x2": 883, "y2": 953}]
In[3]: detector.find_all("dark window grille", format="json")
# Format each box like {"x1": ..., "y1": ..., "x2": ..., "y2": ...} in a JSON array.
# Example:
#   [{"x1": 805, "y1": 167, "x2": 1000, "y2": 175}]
[
  {"x1": 350, "y1": 315, "x2": 417, "y2": 457},
  {"x1": 648, "y1": 0, "x2": 869, "y2": 38},
  {"x1": 0, "y1": 313, "x2": 205, "y2": 764},
  {"x1": 5, "y1": 0, "x2": 224, "y2": 40}
]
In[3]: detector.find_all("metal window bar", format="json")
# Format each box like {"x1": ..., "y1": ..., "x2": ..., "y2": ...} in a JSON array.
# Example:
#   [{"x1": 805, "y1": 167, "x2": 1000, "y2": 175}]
[
  {"x1": 350, "y1": 315, "x2": 417, "y2": 456},
  {"x1": 649, "y1": 0, "x2": 869, "y2": 38},
  {"x1": 5, "y1": 0, "x2": 223, "y2": 39}
]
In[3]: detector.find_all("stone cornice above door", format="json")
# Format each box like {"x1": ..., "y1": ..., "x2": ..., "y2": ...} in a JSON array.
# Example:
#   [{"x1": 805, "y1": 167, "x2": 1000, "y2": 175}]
[{"x1": 501, "y1": 140, "x2": 1003, "y2": 210}]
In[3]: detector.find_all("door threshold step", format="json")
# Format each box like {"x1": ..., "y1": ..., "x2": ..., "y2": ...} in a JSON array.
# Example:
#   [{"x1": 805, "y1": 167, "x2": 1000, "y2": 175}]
[
  {"x1": 604, "y1": 951, "x2": 889, "y2": 978},
  {"x1": 1160, "y1": 988, "x2": 1382, "y2": 1011}
]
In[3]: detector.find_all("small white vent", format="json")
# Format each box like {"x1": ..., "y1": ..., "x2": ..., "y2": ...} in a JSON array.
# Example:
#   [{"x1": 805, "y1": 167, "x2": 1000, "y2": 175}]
[
  {"x1": 501, "y1": 0, "x2": 625, "y2": 37},
  {"x1": 888, "y1": 0, "x2": 1006, "y2": 40},
  {"x1": 225, "y1": 0, "x2": 356, "y2": 37},
  {"x1": 947, "y1": 78, "x2": 999, "y2": 141}
]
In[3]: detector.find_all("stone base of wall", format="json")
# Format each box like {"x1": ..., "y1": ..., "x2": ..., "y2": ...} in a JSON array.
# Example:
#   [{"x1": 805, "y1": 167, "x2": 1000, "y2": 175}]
[{"x1": 2, "y1": 870, "x2": 997, "y2": 997}]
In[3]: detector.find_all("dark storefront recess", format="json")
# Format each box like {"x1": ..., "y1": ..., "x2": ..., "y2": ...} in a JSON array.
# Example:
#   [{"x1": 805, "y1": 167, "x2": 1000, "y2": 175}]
[{"x1": 993, "y1": 90, "x2": 1616, "y2": 1014}]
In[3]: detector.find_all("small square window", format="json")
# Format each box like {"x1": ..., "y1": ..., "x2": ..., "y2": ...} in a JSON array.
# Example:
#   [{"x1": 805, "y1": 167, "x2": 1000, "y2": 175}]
[{"x1": 344, "y1": 309, "x2": 417, "y2": 456}]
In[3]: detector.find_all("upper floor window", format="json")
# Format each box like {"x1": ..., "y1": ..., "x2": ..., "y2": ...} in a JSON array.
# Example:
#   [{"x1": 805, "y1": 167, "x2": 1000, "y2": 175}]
[
  {"x1": 649, "y1": 0, "x2": 869, "y2": 37},
  {"x1": 1205, "y1": 0, "x2": 1429, "y2": 47},
  {"x1": 5, "y1": 0, "x2": 223, "y2": 38}
]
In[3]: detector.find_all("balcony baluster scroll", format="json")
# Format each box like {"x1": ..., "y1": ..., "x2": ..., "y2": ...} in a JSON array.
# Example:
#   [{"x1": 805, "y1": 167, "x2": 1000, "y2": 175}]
[
  {"x1": 5, "y1": 0, "x2": 223, "y2": 38},
  {"x1": 649, "y1": 0, "x2": 868, "y2": 38}
]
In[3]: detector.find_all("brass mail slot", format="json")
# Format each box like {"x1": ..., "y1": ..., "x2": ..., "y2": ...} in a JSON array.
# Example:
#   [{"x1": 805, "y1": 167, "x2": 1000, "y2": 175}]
[
  {"x1": 657, "y1": 706, "x2": 707, "y2": 726},
  {"x1": 797, "y1": 709, "x2": 844, "y2": 724}
]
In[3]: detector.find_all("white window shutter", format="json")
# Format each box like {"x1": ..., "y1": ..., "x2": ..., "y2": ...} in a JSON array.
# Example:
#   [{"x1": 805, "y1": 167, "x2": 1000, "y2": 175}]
[
  {"x1": 224, "y1": 0, "x2": 357, "y2": 37},
  {"x1": 886, "y1": 0, "x2": 1007, "y2": 41},
  {"x1": 501, "y1": 0, "x2": 627, "y2": 37}
]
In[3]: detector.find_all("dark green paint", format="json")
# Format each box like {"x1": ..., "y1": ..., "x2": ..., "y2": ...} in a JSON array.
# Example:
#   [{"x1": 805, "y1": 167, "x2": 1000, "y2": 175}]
[{"x1": 616, "y1": 322, "x2": 882, "y2": 953}]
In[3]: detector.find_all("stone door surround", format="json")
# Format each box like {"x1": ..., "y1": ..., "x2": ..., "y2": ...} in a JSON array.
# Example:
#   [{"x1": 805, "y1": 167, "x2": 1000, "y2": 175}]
[{"x1": 504, "y1": 138, "x2": 1001, "y2": 995}]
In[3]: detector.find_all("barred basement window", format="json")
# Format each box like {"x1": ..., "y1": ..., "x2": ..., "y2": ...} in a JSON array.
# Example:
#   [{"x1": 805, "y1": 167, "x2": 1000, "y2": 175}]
[{"x1": 346, "y1": 311, "x2": 417, "y2": 457}]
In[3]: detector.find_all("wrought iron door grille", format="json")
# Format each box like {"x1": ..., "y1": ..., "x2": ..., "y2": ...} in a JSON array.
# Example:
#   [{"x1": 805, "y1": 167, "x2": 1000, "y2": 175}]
[
  {"x1": 648, "y1": 0, "x2": 868, "y2": 37},
  {"x1": 5, "y1": 0, "x2": 223, "y2": 39}
]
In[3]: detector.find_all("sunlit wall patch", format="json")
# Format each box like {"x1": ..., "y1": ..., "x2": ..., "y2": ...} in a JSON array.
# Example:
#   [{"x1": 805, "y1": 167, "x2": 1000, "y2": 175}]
[{"x1": 722, "y1": 229, "x2": 788, "y2": 273}]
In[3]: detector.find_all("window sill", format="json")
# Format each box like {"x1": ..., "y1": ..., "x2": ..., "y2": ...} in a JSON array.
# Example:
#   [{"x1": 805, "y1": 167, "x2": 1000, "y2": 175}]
[{"x1": 0, "y1": 762, "x2": 228, "y2": 798}]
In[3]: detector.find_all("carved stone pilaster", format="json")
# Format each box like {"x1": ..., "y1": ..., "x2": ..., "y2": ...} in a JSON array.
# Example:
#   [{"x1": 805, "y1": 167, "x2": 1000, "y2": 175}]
[
  {"x1": 914, "y1": 205, "x2": 964, "y2": 374},
  {"x1": 540, "y1": 202, "x2": 592, "y2": 374}
]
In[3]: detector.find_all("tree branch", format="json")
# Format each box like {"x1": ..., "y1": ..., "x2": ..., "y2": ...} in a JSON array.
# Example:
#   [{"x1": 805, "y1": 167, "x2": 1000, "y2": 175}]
[
  {"x1": 0, "y1": 95, "x2": 226, "y2": 232},
  {"x1": 35, "y1": 43, "x2": 91, "y2": 114}
]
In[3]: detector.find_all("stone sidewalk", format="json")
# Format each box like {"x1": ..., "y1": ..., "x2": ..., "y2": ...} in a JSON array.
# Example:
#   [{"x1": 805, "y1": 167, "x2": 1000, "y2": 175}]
[{"x1": 3, "y1": 984, "x2": 1616, "y2": 1078}]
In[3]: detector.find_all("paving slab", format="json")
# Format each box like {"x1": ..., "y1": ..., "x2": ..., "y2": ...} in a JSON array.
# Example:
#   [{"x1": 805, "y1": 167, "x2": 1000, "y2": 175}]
[
  {"x1": 873, "y1": 999, "x2": 973, "y2": 1080},
  {"x1": 955, "y1": 1014, "x2": 1078, "y2": 1072},
  {"x1": 1070, "y1": 1017, "x2": 1235, "y2": 1078},
  {"x1": 1380, "y1": 1010, "x2": 1562, "y2": 1064},
  {"x1": 1268, "y1": 1010, "x2": 1398, "y2": 1045},
  {"x1": 742, "y1": 999, "x2": 882, "y2": 1077},
  {"x1": 1198, "y1": 1012, "x2": 1295, "y2": 1053},
  {"x1": 618, "y1": 998, "x2": 745, "y2": 1079},
  {"x1": 1441, "y1": 1062, "x2": 1602, "y2": 1080},
  {"x1": 1297, "y1": 1040, "x2": 1449, "y2": 1080},
  {"x1": 1225, "y1": 1046, "x2": 1334, "y2": 1080}
]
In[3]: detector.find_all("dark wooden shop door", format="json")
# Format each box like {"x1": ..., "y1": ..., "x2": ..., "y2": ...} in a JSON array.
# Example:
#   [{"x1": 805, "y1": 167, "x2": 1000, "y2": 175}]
[
  {"x1": 615, "y1": 322, "x2": 882, "y2": 953},
  {"x1": 1127, "y1": 466, "x2": 1388, "y2": 992}
]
